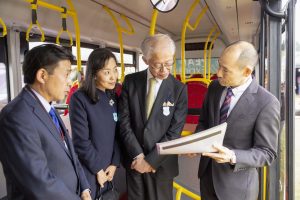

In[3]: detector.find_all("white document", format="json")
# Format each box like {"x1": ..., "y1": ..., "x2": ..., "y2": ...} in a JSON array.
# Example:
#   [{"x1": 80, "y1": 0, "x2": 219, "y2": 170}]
[{"x1": 157, "y1": 123, "x2": 227, "y2": 155}]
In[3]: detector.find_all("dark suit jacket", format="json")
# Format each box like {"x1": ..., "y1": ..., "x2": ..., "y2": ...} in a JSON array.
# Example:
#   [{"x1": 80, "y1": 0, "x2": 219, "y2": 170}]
[
  {"x1": 118, "y1": 70, "x2": 188, "y2": 179},
  {"x1": 0, "y1": 88, "x2": 89, "y2": 200},
  {"x1": 69, "y1": 89, "x2": 120, "y2": 199},
  {"x1": 196, "y1": 79, "x2": 280, "y2": 200}
]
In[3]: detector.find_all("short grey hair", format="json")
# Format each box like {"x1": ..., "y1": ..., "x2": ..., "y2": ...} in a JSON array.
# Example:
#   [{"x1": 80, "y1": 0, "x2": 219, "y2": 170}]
[
  {"x1": 141, "y1": 34, "x2": 176, "y2": 60},
  {"x1": 227, "y1": 41, "x2": 258, "y2": 70}
]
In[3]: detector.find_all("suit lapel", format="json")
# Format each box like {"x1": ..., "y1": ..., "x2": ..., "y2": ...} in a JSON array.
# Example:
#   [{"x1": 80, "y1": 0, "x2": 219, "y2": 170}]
[
  {"x1": 23, "y1": 89, "x2": 72, "y2": 158},
  {"x1": 227, "y1": 79, "x2": 258, "y2": 122},
  {"x1": 213, "y1": 83, "x2": 225, "y2": 125},
  {"x1": 136, "y1": 70, "x2": 147, "y2": 124}
]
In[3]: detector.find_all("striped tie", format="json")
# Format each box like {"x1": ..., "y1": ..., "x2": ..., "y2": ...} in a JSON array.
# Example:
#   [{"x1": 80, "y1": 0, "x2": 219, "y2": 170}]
[{"x1": 219, "y1": 88, "x2": 233, "y2": 124}]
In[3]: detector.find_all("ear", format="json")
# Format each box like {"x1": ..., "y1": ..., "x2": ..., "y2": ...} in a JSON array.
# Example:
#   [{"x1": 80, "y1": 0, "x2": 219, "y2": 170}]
[
  {"x1": 35, "y1": 68, "x2": 48, "y2": 84},
  {"x1": 142, "y1": 56, "x2": 149, "y2": 65},
  {"x1": 243, "y1": 66, "x2": 252, "y2": 77}
]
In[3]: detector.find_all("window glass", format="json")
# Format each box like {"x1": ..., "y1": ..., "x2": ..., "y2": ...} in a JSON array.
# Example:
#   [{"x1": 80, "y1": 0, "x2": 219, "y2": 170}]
[
  {"x1": 0, "y1": 63, "x2": 8, "y2": 104},
  {"x1": 175, "y1": 58, "x2": 219, "y2": 76},
  {"x1": 139, "y1": 53, "x2": 148, "y2": 71},
  {"x1": 113, "y1": 52, "x2": 134, "y2": 64},
  {"x1": 72, "y1": 46, "x2": 93, "y2": 61}
]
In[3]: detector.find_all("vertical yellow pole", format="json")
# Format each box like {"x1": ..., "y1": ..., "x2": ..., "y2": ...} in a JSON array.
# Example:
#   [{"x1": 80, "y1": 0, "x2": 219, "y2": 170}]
[
  {"x1": 149, "y1": 9, "x2": 158, "y2": 36},
  {"x1": 203, "y1": 26, "x2": 216, "y2": 80},
  {"x1": 180, "y1": 0, "x2": 207, "y2": 83},
  {"x1": 66, "y1": 0, "x2": 81, "y2": 74},
  {"x1": 207, "y1": 31, "x2": 220, "y2": 79}
]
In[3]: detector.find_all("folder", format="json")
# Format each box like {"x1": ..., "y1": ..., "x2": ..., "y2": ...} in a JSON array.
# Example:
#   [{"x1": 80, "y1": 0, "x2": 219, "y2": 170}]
[{"x1": 157, "y1": 123, "x2": 227, "y2": 155}]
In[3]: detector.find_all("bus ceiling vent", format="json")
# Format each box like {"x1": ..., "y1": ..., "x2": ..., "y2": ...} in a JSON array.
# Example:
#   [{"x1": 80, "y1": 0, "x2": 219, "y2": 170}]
[
  {"x1": 26, "y1": 0, "x2": 45, "y2": 42},
  {"x1": 56, "y1": 6, "x2": 73, "y2": 47}
]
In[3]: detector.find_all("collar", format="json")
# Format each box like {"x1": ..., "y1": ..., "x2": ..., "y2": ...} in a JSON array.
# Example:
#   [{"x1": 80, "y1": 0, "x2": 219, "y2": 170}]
[
  {"x1": 230, "y1": 76, "x2": 253, "y2": 96},
  {"x1": 147, "y1": 68, "x2": 163, "y2": 84},
  {"x1": 30, "y1": 88, "x2": 52, "y2": 113}
]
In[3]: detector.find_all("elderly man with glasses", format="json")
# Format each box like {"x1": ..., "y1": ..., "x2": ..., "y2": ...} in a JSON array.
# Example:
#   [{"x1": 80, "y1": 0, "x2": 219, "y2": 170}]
[{"x1": 118, "y1": 34, "x2": 188, "y2": 200}]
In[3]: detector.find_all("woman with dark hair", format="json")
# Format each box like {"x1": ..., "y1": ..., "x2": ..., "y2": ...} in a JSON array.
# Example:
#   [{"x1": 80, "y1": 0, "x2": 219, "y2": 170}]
[{"x1": 69, "y1": 48, "x2": 120, "y2": 199}]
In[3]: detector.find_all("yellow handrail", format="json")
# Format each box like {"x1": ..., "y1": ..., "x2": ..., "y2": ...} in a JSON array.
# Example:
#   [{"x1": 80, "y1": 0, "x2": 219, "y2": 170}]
[
  {"x1": 173, "y1": 182, "x2": 201, "y2": 200},
  {"x1": 149, "y1": 9, "x2": 159, "y2": 36},
  {"x1": 26, "y1": 0, "x2": 45, "y2": 42},
  {"x1": 103, "y1": 6, "x2": 135, "y2": 83},
  {"x1": 203, "y1": 26, "x2": 216, "y2": 80},
  {"x1": 207, "y1": 31, "x2": 220, "y2": 79},
  {"x1": 56, "y1": 6, "x2": 73, "y2": 47},
  {"x1": 181, "y1": 0, "x2": 208, "y2": 83},
  {"x1": 0, "y1": 18, "x2": 7, "y2": 37},
  {"x1": 24, "y1": 0, "x2": 82, "y2": 77}
]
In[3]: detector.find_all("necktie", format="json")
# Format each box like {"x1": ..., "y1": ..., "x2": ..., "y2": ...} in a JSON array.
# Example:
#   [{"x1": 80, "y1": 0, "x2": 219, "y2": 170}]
[
  {"x1": 146, "y1": 78, "x2": 157, "y2": 119},
  {"x1": 219, "y1": 88, "x2": 233, "y2": 124},
  {"x1": 49, "y1": 107, "x2": 65, "y2": 143}
]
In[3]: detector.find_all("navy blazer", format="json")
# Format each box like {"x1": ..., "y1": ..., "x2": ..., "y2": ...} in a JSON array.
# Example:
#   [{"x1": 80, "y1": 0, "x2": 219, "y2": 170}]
[
  {"x1": 0, "y1": 88, "x2": 89, "y2": 200},
  {"x1": 69, "y1": 89, "x2": 120, "y2": 199}
]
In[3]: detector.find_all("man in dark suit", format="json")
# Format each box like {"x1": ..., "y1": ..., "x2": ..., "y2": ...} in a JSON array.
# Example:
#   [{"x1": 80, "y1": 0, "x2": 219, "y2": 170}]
[
  {"x1": 118, "y1": 34, "x2": 188, "y2": 200},
  {"x1": 195, "y1": 41, "x2": 280, "y2": 200},
  {"x1": 0, "y1": 44, "x2": 91, "y2": 200}
]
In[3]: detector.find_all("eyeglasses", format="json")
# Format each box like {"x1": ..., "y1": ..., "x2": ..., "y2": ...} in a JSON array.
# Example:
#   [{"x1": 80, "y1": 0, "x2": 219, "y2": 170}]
[{"x1": 151, "y1": 61, "x2": 174, "y2": 70}]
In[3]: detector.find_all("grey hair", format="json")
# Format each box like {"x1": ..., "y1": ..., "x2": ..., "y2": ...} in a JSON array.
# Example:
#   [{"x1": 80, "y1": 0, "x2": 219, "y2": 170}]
[
  {"x1": 228, "y1": 41, "x2": 258, "y2": 70},
  {"x1": 141, "y1": 34, "x2": 176, "y2": 60}
]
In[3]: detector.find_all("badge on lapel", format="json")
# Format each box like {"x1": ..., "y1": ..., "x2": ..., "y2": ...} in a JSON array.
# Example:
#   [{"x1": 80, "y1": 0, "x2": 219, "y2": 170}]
[{"x1": 162, "y1": 101, "x2": 174, "y2": 116}]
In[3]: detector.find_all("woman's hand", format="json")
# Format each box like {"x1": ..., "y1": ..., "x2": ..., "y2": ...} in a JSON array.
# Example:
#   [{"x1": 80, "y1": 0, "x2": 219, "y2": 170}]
[
  {"x1": 97, "y1": 169, "x2": 108, "y2": 188},
  {"x1": 105, "y1": 165, "x2": 117, "y2": 181}
]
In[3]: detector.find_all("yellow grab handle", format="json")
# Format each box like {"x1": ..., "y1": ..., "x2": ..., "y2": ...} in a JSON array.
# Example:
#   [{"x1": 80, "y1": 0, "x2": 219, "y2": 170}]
[{"x1": 0, "y1": 18, "x2": 7, "y2": 37}]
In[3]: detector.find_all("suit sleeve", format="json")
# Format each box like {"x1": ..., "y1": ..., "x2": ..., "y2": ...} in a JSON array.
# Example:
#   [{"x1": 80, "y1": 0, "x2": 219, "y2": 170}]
[
  {"x1": 0, "y1": 108, "x2": 81, "y2": 200},
  {"x1": 118, "y1": 76, "x2": 144, "y2": 159},
  {"x1": 69, "y1": 93, "x2": 104, "y2": 174},
  {"x1": 232, "y1": 98, "x2": 280, "y2": 171},
  {"x1": 145, "y1": 84, "x2": 188, "y2": 169}
]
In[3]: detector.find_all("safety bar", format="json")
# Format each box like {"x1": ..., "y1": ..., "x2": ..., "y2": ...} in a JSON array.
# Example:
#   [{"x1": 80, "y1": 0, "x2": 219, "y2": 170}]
[
  {"x1": 24, "y1": 0, "x2": 82, "y2": 78},
  {"x1": 103, "y1": 6, "x2": 135, "y2": 83},
  {"x1": 0, "y1": 18, "x2": 7, "y2": 37},
  {"x1": 56, "y1": 6, "x2": 73, "y2": 47},
  {"x1": 181, "y1": 0, "x2": 208, "y2": 83},
  {"x1": 149, "y1": 9, "x2": 159, "y2": 36},
  {"x1": 207, "y1": 31, "x2": 220, "y2": 79},
  {"x1": 173, "y1": 182, "x2": 201, "y2": 200},
  {"x1": 26, "y1": 0, "x2": 45, "y2": 42},
  {"x1": 203, "y1": 26, "x2": 217, "y2": 80}
]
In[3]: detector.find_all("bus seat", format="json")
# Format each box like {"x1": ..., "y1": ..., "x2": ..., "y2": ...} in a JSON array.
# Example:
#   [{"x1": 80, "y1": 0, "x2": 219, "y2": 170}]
[
  {"x1": 186, "y1": 81, "x2": 208, "y2": 124},
  {"x1": 210, "y1": 74, "x2": 218, "y2": 80},
  {"x1": 115, "y1": 83, "x2": 122, "y2": 97},
  {"x1": 175, "y1": 74, "x2": 181, "y2": 81},
  {"x1": 190, "y1": 74, "x2": 203, "y2": 79}
]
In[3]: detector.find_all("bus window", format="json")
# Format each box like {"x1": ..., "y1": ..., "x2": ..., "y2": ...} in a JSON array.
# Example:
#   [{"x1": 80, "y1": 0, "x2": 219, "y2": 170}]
[{"x1": 0, "y1": 63, "x2": 8, "y2": 104}]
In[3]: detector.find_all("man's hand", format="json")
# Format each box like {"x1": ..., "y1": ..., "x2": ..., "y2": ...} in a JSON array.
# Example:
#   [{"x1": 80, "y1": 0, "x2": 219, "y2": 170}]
[
  {"x1": 105, "y1": 165, "x2": 117, "y2": 181},
  {"x1": 183, "y1": 153, "x2": 200, "y2": 158},
  {"x1": 131, "y1": 157, "x2": 155, "y2": 173},
  {"x1": 81, "y1": 190, "x2": 92, "y2": 200},
  {"x1": 202, "y1": 144, "x2": 236, "y2": 164},
  {"x1": 97, "y1": 169, "x2": 108, "y2": 188}
]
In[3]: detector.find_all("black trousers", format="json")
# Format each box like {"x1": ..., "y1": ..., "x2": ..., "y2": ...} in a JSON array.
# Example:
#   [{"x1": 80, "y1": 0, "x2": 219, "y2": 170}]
[{"x1": 126, "y1": 169, "x2": 173, "y2": 200}]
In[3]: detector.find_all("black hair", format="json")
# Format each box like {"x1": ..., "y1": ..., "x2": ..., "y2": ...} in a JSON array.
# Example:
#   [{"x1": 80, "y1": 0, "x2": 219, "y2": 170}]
[
  {"x1": 22, "y1": 44, "x2": 73, "y2": 84},
  {"x1": 80, "y1": 48, "x2": 117, "y2": 104}
]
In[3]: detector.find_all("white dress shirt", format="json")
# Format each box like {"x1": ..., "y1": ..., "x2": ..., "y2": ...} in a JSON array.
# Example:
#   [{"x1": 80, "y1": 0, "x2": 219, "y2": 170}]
[
  {"x1": 31, "y1": 88, "x2": 52, "y2": 113},
  {"x1": 219, "y1": 76, "x2": 253, "y2": 117}
]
